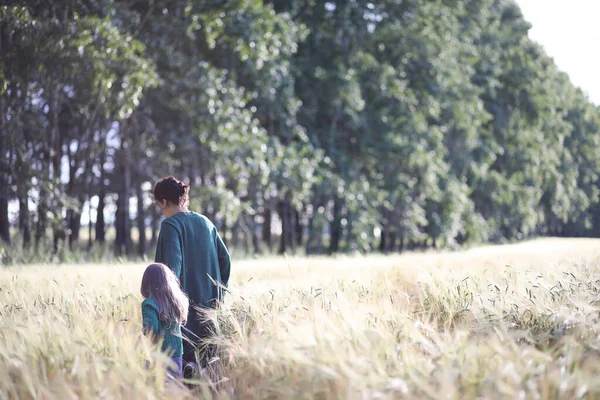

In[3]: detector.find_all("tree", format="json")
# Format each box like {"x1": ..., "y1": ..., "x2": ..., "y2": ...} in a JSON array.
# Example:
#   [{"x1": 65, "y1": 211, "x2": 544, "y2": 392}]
[{"x1": 3, "y1": 0, "x2": 600, "y2": 263}]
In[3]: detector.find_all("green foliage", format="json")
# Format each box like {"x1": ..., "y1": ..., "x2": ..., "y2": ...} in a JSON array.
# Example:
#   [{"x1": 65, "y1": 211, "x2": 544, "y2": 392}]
[{"x1": 1, "y1": 0, "x2": 600, "y2": 263}]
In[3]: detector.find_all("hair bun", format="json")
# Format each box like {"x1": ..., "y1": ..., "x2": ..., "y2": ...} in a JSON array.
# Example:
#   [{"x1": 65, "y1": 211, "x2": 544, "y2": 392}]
[
  {"x1": 153, "y1": 176, "x2": 190, "y2": 206},
  {"x1": 178, "y1": 181, "x2": 186, "y2": 194}
]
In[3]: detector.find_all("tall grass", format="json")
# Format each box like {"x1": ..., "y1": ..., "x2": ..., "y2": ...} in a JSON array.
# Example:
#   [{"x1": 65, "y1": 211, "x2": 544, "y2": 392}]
[
  {"x1": 1, "y1": 238, "x2": 599, "y2": 399},
  {"x1": 0, "y1": 235, "x2": 255, "y2": 266},
  {"x1": 0, "y1": 236, "x2": 121, "y2": 266}
]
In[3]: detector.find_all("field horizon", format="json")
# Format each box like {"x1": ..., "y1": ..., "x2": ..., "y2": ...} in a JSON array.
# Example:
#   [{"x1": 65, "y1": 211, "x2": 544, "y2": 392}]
[{"x1": 1, "y1": 238, "x2": 599, "y2": 399}]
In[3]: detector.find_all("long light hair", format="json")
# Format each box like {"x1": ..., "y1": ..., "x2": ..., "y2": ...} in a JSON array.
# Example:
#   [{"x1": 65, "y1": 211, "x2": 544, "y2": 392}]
[{"x1": 141, "y1": 263, "x2": 189, "y2": 325}]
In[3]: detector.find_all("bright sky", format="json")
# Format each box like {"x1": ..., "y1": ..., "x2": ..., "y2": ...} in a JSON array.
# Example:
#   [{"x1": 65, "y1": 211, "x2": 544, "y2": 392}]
[{"x1": 516, "y1": 0, "x2": 600, "y2": 104}]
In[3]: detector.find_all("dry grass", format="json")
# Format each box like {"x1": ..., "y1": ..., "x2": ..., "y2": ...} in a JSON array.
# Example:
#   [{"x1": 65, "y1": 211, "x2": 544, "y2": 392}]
[{"x1": 1, "y1": 238, "x2": 600, "y2": 399}]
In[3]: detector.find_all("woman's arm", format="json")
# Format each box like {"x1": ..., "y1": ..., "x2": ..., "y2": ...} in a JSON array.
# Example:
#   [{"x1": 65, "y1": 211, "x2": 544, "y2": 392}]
[
  {"x1": 215, "y1": 230, "x2": 231, "y2": 287},
  {"x1": 155, "y1": 221, "x2": 183, "y2": 279}
]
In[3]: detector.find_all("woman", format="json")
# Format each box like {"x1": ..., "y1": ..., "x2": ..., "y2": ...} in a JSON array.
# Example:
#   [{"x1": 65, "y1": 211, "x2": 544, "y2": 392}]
[{"x1": 152, "y1": 176, "x2": 231, "y2": 377}]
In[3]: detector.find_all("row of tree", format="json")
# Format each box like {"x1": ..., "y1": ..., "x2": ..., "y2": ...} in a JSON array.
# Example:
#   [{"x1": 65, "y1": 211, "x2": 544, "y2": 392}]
[{"x1": 1, "y1": 0, "x2": 600, "y2": 259}]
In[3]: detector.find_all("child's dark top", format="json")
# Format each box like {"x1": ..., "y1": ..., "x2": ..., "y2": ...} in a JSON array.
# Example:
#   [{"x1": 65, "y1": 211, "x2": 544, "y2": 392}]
[{"x1": 141, "y1": 297, "x2": 183, "y2": 356}]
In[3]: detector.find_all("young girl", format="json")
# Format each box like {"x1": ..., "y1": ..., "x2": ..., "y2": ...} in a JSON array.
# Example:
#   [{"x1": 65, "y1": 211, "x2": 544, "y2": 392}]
[{"x1": 140, "y1": 262, "x2": 189, "y2": 378}]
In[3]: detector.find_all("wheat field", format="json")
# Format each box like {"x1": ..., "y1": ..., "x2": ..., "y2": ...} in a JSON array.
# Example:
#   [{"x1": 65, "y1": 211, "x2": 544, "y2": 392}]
[{"x1": 1, "y1": 238, "x2": 600, "y2": 399}]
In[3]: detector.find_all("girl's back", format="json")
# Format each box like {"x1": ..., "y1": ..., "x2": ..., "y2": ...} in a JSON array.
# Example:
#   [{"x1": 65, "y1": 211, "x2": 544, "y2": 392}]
[
  {"x1": 141, "y1": 297, "x2": 183, "y2": 356},
  {"x1": 140, "y1": 262, "x2": 189, "y2": 378}
]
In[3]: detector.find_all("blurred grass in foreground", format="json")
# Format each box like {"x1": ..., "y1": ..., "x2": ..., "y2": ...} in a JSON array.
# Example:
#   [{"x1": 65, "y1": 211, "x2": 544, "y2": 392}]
[{"x1": 1, "y1": 238, "x2": 599, "y2": 399}]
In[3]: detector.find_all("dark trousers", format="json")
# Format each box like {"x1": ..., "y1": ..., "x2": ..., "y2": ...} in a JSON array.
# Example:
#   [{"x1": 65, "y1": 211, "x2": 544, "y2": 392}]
[
  {"x1": 182, "y1": 306, "x2": 218, "y2": 369},
  {"x1": 182, "y1": 305, "x2": 225, "y2": 388}
]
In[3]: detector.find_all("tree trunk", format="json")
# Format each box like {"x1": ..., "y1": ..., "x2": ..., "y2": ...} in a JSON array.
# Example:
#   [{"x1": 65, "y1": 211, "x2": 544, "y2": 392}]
[
  {"x1": 0, "y1": 97, "x2": 10, "y2": 244},
  {"x1": 345, "y1": 214, "x2": 355, "y2": 252},
  {"x1": 245, "y1": 213, "x2": 261, "y2": 255},
  {"x1": 137, "y1": 182, "x2": 147, "y2": 257},
  {"x1": 591, "y1": 204, "x2": 600, "y2": 238},
  {"x1": 36, "y1": 187, "x2": 47, "y2": 249},
  {"x1": 295, "y1": 209, "x2": 303, "y2": 247},
  {"x1": 115, "y1": 181, "x2": 131, "y2": 255},
  {"x1": 251, "y1": 218, "x2": 261, "y2": 255},
  {"x1": 288, "y1": 203, "x2": 296, "y2": 253},
  {"x1": 49, "y1": 87, "x2": 64, "y2": 253},
  {"x1": 15, "y1": 148, "x2": 31, "y2": 246},
  {"x1": 389, "y1": 229, "x2": 397, "y2": 252},
  {"x1": 150, "y1": 207, "x2": 159, "y2": 248},
  {"x1": 96, "y1": 190, "x2": 106, "y2": 243},
  {"x1": 278, "y1": 193, "x2": 294, "y2": 254},
  {"x1": 18, "y1": 191, "x2": 31, "y2": 245},
  {"x1": 0, "y1": 193, "x2": 7, "y2": 245},
  {"x1": 328, "y1": 196, "x2": 342, "y2": 254},
  {"x1": 316, "y1": 220, "x2": 324, "y2": 254},
  {"x1": 306, "y1": 212, "x2": 315, "y2": 255},
  {"x1": 68, "y1": 210, "x2": 82, "y2": 247},
  {"x1": 262, "y1": 206, "x2": 272, "y2": 252},
  {"x1": 36, "y1": 145, "x2": 50, "y2": 250},
  {"x1": 245, "y1": 180, "x2": 261, "y2": 255},
  {"x1": 53, "y1": 222, "x2": 66, "y2": 254},
  {"x1": 68, "y1": 187, "x2": 83, "y2": 248},
  {"x1": 379, "y1": 225, "x2": 387, "y2": 253},
  {"x1": 88, "y1": 195, "x2": 93, "y2": 249},
  {"x1": 124, "y1": 149, "x2": 132, "y2": 256},
  {"x1": 115, "y1": 125, "x2": 132, "y2": 256},
  {"x1": 278, "y1": 217, "x2": 286, "y2": 254},
  {"x1": 116, "y1": 183, "x2": 131, "y2": 256},
  {"x1": 116, "y1": 192, "x2": 126, "y2": 255},
  {"x1": 278, "y1": 201, "x2": 287, "y2": 255},
  {"x1": 95, "y1": 149, "x2": 106, "y2": 243}
]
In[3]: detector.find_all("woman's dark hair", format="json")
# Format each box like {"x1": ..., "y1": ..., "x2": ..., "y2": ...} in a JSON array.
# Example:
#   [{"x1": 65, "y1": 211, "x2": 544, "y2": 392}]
[
  {"x1": 141, "y1": 263, "x2": 189, "y2": 325},
  {"x1": 152, "y1": 176, "x2": 190, "y2": 207}
]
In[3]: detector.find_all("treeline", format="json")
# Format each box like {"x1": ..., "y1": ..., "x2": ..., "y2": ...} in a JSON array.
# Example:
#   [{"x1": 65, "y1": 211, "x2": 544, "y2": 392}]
[{"x1": 1, "y1": 0, "x2": 600, "y2": 261}]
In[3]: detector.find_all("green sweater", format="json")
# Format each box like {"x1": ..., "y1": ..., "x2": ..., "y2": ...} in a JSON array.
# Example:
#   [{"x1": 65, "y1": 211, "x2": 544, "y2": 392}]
[
  {"x1": 141, "y1": 298, "x2": 183, "y2": 356},
  {"x1": 155, "y1": 212, "x2": 231, "y2": 334}
]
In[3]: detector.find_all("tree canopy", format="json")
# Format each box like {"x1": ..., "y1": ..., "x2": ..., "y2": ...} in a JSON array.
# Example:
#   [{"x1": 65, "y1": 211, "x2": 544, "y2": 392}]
[{"x1": 1, "y1": 0, "x2": 599, "y2": 262}]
